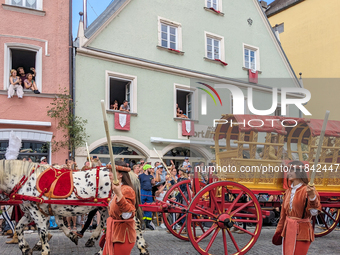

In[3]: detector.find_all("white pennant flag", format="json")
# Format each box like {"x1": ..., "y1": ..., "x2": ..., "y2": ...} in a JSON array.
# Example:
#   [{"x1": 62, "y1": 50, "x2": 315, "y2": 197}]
[
  {"x1": 185, "y1": 121, "x2": 191, "y2": 134},
  {"x1": 119, "y1": 114, "x2": 127, "y2": 128}
]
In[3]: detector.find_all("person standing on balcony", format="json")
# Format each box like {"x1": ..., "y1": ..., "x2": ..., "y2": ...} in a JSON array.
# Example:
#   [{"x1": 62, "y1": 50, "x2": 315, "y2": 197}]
[{"x1": 8, "y1": 69, "x2": 23, "y2": 99}]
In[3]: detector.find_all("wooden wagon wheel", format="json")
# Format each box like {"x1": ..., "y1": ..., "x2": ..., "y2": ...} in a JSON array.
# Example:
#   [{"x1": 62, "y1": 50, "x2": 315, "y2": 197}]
[
  {"x1": 313, "y1": 207, "x2": 340, "y2": 237},
  {"x1": 162, "y1": 180, "x2": 206, "y2": 241},
  {"x1": 186, "y1": 181, "x2": 262, "y2": 255}
]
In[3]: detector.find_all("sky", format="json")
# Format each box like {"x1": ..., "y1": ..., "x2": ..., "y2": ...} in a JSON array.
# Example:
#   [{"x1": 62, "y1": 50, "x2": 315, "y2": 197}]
[{"x1": 72, "y1": 0, "x2": 276, "y2": 38}]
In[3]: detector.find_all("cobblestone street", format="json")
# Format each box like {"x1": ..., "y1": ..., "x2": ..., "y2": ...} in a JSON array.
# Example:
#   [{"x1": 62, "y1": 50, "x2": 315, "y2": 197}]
[{"x1": 0, "y1": 226, "x2": 339, "y2": 255}]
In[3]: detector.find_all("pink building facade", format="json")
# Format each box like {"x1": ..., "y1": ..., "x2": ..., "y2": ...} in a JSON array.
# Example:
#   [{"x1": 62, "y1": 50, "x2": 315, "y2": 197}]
[{"x1": 0, "y1": 0, "x2": 71, "y2": 164}]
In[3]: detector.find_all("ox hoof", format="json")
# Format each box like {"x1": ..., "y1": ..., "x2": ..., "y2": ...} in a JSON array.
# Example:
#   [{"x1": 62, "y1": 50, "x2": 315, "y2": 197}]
[
  {"x1": 22, "y1": 249, "x2": 33, "y2": 255},
  {"x1": 85, "y1": 239, "x2": 95, "y2": 247},
  {"x1": 32, "y1": 244, "x2": 42, "y2": 251},
  {"x1": 140, "y1": 250, "x2": 150, "y2": 255},
  {"x1": 69, "y1": 233, "x2": 79, "y2": 246}
]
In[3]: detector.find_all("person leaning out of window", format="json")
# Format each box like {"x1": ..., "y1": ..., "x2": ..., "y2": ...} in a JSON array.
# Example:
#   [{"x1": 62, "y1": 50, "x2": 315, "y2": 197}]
[
  {"x1": 119, "y1": 100, "x2": 130, "y2": 112},
  {"x1": 24, "y1": 73, "x2": 40, "y2": 94},
  {"x1": 8, "y1": 69, "x2": 24, "y2": 99}
]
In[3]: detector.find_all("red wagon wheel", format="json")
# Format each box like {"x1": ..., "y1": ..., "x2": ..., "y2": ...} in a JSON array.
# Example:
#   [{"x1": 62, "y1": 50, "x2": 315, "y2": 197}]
[
  {"x1": 162, "y1": 180, "x2": 206, "y2": 241},
  {"x1": 313, "y1": 207, "x2": 340, "y2": 237},
  {"x1": 186, "y1": 181, "x2": 262, "y2": 255}
]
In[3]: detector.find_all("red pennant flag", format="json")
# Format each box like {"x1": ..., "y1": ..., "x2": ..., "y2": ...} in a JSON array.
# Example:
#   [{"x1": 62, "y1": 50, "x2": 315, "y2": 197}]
[
  {"x1": 248, "y1": 69, "x2": 258, "y2": 84},
  {"x1": 114, "y1": 113, "x2": 130, "y2": 131},
  {"x1": 182, "y1": 120, "x2": 195, "y2": 136}
]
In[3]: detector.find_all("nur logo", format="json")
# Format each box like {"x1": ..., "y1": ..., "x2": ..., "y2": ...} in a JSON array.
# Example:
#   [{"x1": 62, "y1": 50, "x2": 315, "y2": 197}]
[
  {"x1": 198, "y1": 83, "x2": 311, "y2": 116},
  {"x1": 197, "y1": 82, "x2": 223, "y2": 115}
]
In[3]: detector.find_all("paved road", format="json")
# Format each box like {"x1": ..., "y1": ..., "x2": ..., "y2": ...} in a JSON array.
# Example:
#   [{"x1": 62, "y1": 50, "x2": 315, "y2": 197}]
[{"x1": 0, "y1": 226, "x2": 339, "y2": 254}]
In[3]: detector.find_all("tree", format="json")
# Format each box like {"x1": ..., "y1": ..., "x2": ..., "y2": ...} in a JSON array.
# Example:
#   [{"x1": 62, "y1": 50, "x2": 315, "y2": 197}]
[{"x1": 47, "y1": 87, "x2": 88, "y2": 155}]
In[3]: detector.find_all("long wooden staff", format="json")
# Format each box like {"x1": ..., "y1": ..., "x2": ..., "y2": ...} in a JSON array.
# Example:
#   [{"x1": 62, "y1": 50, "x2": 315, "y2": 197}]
[
  {"x1": 153, "y1": 147, "x2": 175, "y2": 181},
  {"x1": 85, "y1": 142, "x2": 92, "y2": 168},
  {"x1": 101, "y1": 100, "x2": 119, "y2": 185},
  {"x1": 309, "y1": 110, "x2": 330, "y2": 185}
]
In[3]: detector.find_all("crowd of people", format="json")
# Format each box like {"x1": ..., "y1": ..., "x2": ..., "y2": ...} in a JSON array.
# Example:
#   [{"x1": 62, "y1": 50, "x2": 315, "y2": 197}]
[{"x1": 7, "y1": 67, "x2": 40, "y2": 99}]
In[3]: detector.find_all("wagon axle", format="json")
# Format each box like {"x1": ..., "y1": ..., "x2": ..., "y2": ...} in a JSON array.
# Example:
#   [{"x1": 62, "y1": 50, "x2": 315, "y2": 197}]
[{"x1": 216, "y1": 214, "x2": 234, "y2": 229}]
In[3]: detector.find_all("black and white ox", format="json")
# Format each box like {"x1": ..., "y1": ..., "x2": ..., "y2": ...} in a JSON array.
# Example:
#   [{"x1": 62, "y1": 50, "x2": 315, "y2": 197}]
[{"x1": 0, "y1": 160, "x2": 148, "y2": 255}]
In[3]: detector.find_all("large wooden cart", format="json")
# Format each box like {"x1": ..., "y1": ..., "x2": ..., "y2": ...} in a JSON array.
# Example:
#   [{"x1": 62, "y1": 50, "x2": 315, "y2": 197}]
[{"x1": 141, "y1": 115, "x2": 340, "y2": 255}]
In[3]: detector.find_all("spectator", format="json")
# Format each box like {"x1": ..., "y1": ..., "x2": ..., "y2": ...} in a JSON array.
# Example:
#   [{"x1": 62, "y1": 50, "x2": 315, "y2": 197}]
[
  {"x1": 24, "y1": 73, "x2": 40, "y2": 94},
  {"x1": 155, "y1": 165, "x2": 166, "y2": 182},
  {"x1": 182, "y1": 157, "x2": 190, "y2": 168},
  {"x1": 91, "y1": 156, "x2": 102, "y2": 167},
  {"x1": 110, "y1": 100, "x2": 118, "y2": 110},
  {"x1": 17, "y1": 66, "x2": 36, "y2": 85},
  {"x1": 176, "y1": 104, "x2": 188, "y2": 118},
  {"x1": 40, "y1": 156, "x2": 47, "y2": 165},
  {"x1": 154, "y1": 182, "x2": 167, "y2": 229},
  {"x1": 132, "y1": 164, "x2": 140, "y2": 177},
  {"x1": 81, "y1": 161, "x2": 91, "y2": 171},
  {"x1": 8, "y1": 69, "x2": 23, "y2": 99},
  {"x1": 138, "y1": 164, "x2": 155, "y2": 230},
  {"x1": 119, "y1": 100, "x2": 130, "y2": 112}
]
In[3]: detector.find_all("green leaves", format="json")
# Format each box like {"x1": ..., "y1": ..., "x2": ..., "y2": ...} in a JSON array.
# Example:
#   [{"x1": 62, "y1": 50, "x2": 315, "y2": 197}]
[{"x1": 47, "y1": 86, "x2": 89, "y2": 153}]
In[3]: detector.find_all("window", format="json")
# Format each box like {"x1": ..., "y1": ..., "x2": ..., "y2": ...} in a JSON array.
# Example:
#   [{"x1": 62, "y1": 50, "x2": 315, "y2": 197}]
[
  {"x1": 161, "y1": 23, "x2": 177, "y2": 49},
  {"x1": 205, "y1": 0, "x2": 222, "y2": 12},
  {"x1": 106, "y1": 71, "x2": 137, "y2": 113},
  {"x1": 90, "y1": 143, "x2": 144, "y2": 165},
  {"x1": 243, "y1": 44, "x2": 260, "y2": 71},
  {"x1": 158, "y1": 17, "x2": 182, "y2": 51},
  {"x1": 207, "y1": 37, "x2": 220, "y2": 60},
  {"x1": 4, "y1": 43, "x2": 42, "y2": 91},
  {"x1": 231, "y1": 96, "x2": 249, "y2": 114},
  {"x1": 177, "y1": 90, "x2": 193, "y2": 119},
  {"x1": 207, "y1": 0, "x2": 218, "y2": 10},
  {"x1": 0, "y1": 140, "x2": 49, "y2": 163},
  {"x1": 205, "y1": 32, "x2": 225, "y2": 61},
  {"x1": 275, "y1": 104, "x2": 289, "y2": 116},
  {"x1": 109, "y1": 77, "x2": 132, "y2": 112},
  {"x1": 6, "y1": 0, "x2": 43, "y2": 10}
]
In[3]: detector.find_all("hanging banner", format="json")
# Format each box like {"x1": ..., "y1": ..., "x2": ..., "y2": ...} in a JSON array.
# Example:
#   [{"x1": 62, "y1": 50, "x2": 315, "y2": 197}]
[
  {"x1": 114, "y1": 113, "x2": 130, "y2": 131},
  {"x1": 182, "y1": 120, "x2": 194, "y2": 136}
]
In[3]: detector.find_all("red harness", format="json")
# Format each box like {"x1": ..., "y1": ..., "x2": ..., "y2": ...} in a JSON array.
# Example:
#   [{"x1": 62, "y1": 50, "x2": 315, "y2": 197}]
[{"x1": 0, "y1": 166, "x2": 112, "y2": 207}]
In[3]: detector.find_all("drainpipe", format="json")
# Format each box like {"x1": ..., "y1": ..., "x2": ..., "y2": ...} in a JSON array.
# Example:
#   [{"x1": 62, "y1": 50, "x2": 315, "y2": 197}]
[{"x1": 69, "y1": 0, "x2": 74, "y2": 159}]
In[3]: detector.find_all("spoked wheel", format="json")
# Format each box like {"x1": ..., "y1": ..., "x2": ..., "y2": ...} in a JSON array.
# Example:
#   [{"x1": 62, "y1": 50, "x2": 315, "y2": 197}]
[
  {"x1": 162, "y1": 180, "x2": 206, "y2": 241},
  {"x1": 313, "y1": 207, "x2": 340, "y2": 237},
  {"x1": 186, "y1": 181, "x2": 262, "y2": 255}
]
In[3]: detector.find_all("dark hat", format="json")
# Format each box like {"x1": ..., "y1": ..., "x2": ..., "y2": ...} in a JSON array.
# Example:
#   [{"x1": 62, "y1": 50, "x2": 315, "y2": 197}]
[{"x1": 155, "y1": 181, "x2": 166, "y2": 187}]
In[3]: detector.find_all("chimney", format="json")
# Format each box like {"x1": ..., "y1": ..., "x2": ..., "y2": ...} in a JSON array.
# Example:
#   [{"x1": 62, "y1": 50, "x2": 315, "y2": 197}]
[
  {"x1": 83, "y1": 0, "x2": 87, "y2": 29},
  {"x1": 260, "y1": 1, "x2": 268, "y2": 10}
]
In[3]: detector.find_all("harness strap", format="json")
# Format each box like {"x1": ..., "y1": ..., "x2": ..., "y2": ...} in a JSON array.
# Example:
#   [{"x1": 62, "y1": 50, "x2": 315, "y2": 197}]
[
  {"x1": 95, "y1": 167, "x2": 100, "y2": 201},
  {"x1": 37, "y1": 203, "x2": 53, "y2": 217}
]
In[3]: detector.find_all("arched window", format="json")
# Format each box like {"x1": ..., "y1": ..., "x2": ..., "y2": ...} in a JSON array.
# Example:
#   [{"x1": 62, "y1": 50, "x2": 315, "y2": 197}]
[{"x1": 90, "y1": 143, "x2": 145, "y2": 165}]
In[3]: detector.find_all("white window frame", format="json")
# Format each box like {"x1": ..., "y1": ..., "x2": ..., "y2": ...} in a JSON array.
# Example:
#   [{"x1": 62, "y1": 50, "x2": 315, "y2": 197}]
[
  {"x1": 3, "y1": 43, "x2": 43, "y2": 91},
  {"x1": 275, "y1": 103, "x2": 289, "y2": 117},
  {"x1": 230, "y1": 95, "x2": 249, "y2": 114},
  {"x1": 174, "y1": 84, "x2": 198, "y2": 120},
  {"x1": 158, "y1": 17, "x2": 182, "y2": 51},
  {"x1": 205, "y1": 0, "x2": 222, "y2": 11},
  {"x1": 105, "y1": 71, "x2": 137, "y2": 113},
  {"x1": 5, "y1": 0, "x2": 43, "y2": 10},
  {"x1": 205, "y1": 31, "x2": 225, "y2": 61},
  {"x1": 243, "y1": 43, "x2": 260, "y2": 71}
]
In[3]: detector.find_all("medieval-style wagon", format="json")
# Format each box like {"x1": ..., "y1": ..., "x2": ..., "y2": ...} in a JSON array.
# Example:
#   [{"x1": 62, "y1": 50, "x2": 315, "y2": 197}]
[{"x1": 141, "y1": 114, "x2": 340, "y2": 255}]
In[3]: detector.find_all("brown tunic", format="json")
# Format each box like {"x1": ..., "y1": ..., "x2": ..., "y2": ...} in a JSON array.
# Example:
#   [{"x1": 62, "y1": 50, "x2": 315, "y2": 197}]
[
  {"x1": 108, "y1": 185, "x2": 136, "y2": 243},
  {"x1": 276, "y1": 185, "x2": 321, "y2": 241}
]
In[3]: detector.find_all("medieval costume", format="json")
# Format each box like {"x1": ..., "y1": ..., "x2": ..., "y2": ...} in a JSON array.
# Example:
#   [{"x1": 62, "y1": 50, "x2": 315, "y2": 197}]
[
  {"x1": 274, "y1": 183, "x2": 321, "y2": 255},
  {"x1": 103, "y1": 177, "x2": 136, "y2": 255}
]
